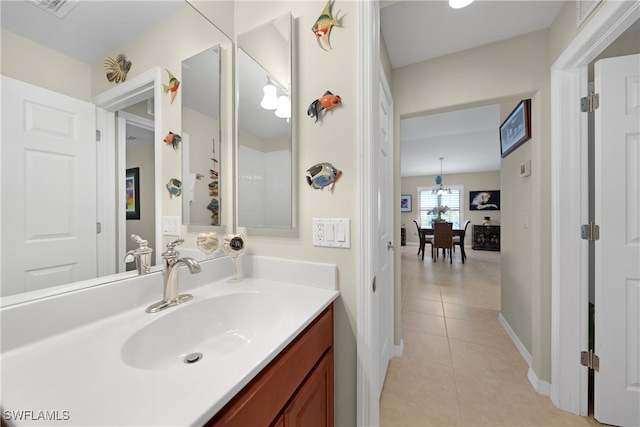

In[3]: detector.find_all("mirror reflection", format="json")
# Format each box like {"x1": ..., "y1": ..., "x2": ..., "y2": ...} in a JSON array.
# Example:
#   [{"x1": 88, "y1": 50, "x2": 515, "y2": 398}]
[
  {"x1": 0, "y1": 1, "x2": 232, "y2": 300},
  {"x1": 237, "y1": 13, "x2": 293, "y2": 229},
  {"x1": 181, "y1": 46, "x2": 223, "y2": 227}
]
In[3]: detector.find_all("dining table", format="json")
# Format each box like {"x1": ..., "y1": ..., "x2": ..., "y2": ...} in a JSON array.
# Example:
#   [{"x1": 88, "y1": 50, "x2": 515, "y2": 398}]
[{"x1": 421, "y1": 226, "x2": 468, "y2": 261}]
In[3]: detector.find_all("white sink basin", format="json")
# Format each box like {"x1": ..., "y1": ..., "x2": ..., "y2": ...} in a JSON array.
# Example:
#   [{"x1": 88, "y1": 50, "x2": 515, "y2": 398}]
[{"x1": 121, "y1": 292, "x2": 285, "y2": 371}]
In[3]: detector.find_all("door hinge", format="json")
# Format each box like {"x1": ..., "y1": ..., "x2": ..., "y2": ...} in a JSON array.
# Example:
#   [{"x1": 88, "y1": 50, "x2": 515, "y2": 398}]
[
  {"x1": 581, "y1": 222, "x2": 600, "y2": 241},
  {"x1": 581, "y1": 350, "x2": 600, "y2": 372},
  {"x1": 96, "y1": 129, "x2": 101, "y2": 141},
  {"x1": 580, "y1": 93, "x2": 599, "y2": 112},
  {"x1": 96, "y1": 222, "x2": 102, "y2": 234}
]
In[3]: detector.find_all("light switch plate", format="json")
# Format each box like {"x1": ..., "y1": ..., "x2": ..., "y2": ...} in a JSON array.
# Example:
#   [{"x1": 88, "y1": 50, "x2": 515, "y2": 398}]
[
  {"x1": 312, "y1": 218, "x2": 350, "y2": 248},
  {"x1": 162, "y1": 216, "x2": 181, "y2": 236}
]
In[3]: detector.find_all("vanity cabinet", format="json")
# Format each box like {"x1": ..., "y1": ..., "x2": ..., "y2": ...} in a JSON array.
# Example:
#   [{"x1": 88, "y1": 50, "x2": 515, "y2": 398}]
[{"x1": 206, "y1": 304, "x2": 334, "y2": 427}]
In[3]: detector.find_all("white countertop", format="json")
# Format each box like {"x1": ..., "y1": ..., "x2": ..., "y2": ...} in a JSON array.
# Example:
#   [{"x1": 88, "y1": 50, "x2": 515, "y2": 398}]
[{"x1": 1, "y1": 256, "x2": 338, "y2": 426}]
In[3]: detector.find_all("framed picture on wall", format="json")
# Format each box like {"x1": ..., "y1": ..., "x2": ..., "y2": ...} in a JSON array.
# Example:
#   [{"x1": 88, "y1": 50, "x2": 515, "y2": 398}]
[
  {"x1": 400, "y1": 194, "x2": 412, "y2": 212},
  {"x1": 126, "y1": 167, "x2": 140, "y2": 220},
  {"x1": 470, "y1": 190, "x2": 500, "y2": 211},
  {"x1": 499, "y1": 99, "x2": 531, "y2": 158}
]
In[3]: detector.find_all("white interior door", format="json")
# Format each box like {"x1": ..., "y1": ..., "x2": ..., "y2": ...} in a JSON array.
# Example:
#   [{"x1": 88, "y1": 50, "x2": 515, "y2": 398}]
[
  {"x1": 376, "y1": 70, "x2": 395, "y2": 397},
  {"x1": 594, "y1": 53, "x2": 640, "y2": 427},
  {"x1": 1, "y1": 76, "x2": 97, "y2": 297}
]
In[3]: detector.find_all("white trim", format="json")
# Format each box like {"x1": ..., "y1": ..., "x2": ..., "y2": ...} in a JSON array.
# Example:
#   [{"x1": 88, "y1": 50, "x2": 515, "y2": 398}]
[
  {"x1": 528, "y1": 368, "x2": 552, "y2": 397},
  {"x1": 92, "y1": 67, "x2": 164, "y2": 268},
  {"x1": 394, "y1": 339, "x2": 404, "y2": 358},
  {"x1": 498, "y1": 313, "x2": 532, "y2": 366},
  {"x1": 499, "y1": 313, "x2": 551, "y2": 396},
  {"x1": 357, "y1": 1, "x2": 379, "y2": 426},
  {"x1": 551, "y1": 0, "x2": 640, "y2": 416}
]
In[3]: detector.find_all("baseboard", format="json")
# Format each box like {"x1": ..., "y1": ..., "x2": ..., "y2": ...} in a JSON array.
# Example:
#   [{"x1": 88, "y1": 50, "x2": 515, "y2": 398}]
[
  {"x1": 527, "y1": 367, "x2": 551, "y2": 396},
  {"x1": 498, "y1": 313, "x2": 550, "y2": 395},
  {"x1": 498, "y1": 313, "x2": 532, "y2": 366},
  {"x1": 394, "y1": 339, "x2": 404, "y2": 357}
]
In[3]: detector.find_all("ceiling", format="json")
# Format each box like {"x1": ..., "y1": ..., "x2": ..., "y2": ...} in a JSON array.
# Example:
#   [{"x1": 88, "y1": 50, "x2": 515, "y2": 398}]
[{"x1": 380, "y1": 0, "x2": 566, "y2": 177}]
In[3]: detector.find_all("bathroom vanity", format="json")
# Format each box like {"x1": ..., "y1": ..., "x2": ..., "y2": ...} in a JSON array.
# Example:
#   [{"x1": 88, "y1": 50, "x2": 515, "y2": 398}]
[
  {"x1": 207, "y1": 305, "x2": 333, "y2": 426},
  {"x1": 0, "y1": 256, "x2": 338, "y2": 426}
]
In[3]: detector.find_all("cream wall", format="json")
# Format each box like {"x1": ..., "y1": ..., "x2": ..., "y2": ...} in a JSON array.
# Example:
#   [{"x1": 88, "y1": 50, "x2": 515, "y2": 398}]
[
  {"x1": 392, "y1": 29, "x2": 553, "y2": 382},
  {"x1": 401, "y1": 171, "x2": 501, "y2": 245},
  {"x1": 231, "y1": 2, "x2": 358, "y2": 426},
  {"x1": 1, "y1": 29, "x2": 91, "y2": 100}
]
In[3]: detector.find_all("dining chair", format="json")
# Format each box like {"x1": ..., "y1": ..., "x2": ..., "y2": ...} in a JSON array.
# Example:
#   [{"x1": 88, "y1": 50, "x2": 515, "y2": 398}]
[
  {"x1": 413, "y1": 220, "x2": 429, "y2": 260},
  {"x1": 432, "y1": 222, "x2": 453, "y2": 263},
  {"x1": 453, "y1": 220, "x2": 471, "y2": 263}
]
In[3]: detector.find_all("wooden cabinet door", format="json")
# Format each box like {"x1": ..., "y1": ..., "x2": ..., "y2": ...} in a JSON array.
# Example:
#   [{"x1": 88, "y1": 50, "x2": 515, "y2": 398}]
[{"x1": 284, "y1": 349, "x2": 334, "y2": 427}]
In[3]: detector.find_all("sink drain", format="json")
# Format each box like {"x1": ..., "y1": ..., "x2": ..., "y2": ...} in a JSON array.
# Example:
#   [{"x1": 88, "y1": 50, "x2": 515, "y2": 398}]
[{"x1": 184, "y1": 352, "x2": 203, "y2": 364}]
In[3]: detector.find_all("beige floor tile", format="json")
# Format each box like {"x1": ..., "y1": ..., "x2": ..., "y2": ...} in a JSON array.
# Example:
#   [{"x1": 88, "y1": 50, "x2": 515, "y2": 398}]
[
  {"x1": 449, "y1": 338, "x2": 527, "y2": 382},
  {"x1": 402, "y1": 311, "x2": 447, "y2": 336},
  {"x1": 384, "y1": 246, "x2": 595, "y2": 426},
  {"x1": 404, "y1": 298, "x2": 444, "y2": 317},
  {"x1": 445, "y1": 317, "x2": 508, "y2": 348},
  {"x1": 380, "y1": 390, "x2": 461, "y2": 427},
  {"x1": 402, "y1": 330, "x2": 452, "y2": 368}
]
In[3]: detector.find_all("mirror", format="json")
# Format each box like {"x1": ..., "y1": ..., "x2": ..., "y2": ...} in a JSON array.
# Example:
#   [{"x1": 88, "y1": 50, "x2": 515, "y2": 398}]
[
  {"x1": 237, "y1": 13, "x2": 293, "y2": 229},
  {"x1": 181, "y1": 46, "x2": 223, "y2": 227},
  {"x1": 0, "y1": 1, "x2": 232, "y2": 302}
]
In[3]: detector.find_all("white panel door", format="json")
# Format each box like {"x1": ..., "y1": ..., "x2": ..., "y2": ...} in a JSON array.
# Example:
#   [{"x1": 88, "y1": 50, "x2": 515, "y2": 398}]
[
  {"x1": 1, "y1": 76, "x2": 97, "y2": 297},
  {"x1": 376, "y1": 71, "x2": 394, "y2": 397},
  {"x1": 594, "y1": 54, "x2": 640, "y2": 427}
]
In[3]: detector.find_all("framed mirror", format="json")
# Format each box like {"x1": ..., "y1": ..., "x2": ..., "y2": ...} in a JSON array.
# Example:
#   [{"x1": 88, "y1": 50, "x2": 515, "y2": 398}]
[
  {"x1": 181, "y1": 46, "x2": 223, "y2": 228},
  {"x1": 0, "y1": 1, "x2": 232, "y2": 302},
  {"x1": 237, "y1": 13, "x2": 293, "y2": 229}
]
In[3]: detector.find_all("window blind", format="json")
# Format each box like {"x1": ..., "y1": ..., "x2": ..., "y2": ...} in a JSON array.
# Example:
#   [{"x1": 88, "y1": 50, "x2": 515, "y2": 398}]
[{"x1": 417, "y1": 185, "x2": 464, "y2": 228}]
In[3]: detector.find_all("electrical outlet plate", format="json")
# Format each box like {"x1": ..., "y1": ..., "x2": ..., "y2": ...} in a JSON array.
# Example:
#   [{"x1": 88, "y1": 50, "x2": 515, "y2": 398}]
[{"x1": 312, "y1": 218, "x2": 350, "y2": 248}]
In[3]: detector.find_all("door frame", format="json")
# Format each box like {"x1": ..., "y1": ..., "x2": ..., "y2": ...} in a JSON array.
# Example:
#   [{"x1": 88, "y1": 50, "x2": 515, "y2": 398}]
[
  {"x1": 92, "y1": 67, "x2": 164, "y2": 272},
  {"x1": 551, "y1": 0, "x2": 640, "y2": 416},
  {"x1": 356, "y1": 0, "x2": 381, "y2": 425}
]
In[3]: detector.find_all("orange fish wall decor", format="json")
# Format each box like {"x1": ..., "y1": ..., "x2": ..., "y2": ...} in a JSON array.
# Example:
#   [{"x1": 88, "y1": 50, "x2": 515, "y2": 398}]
[
  {"x1": 164, "y1": 132, "x2": 181, "y2": 150},
  {"x1": 312, "y1": 0, "x2": 340, "y2": 51},
  {"x1": 307, "y1": 91, "x2": 342, "y2": 123},
  {"x1": 163, "y1": 69, "x2": 180, "y2": 104}
]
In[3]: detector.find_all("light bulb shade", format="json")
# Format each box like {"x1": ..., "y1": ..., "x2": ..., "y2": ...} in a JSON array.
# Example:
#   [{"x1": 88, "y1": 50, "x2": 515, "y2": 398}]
[
  {"x1": 275, "y1": 95, "x2": 291, "y2": 119},
  {"x1": 260, "y1": 84, "x2": 278, "y2": 110},
  {"x1": 449, "y1": 0, "x2": 475, "y2": 8}
]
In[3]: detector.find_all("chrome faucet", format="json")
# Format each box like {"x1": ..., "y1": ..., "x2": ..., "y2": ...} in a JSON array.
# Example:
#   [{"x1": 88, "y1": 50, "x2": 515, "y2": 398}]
[
  {"x1": 146, "y1": 238, "x2": 201, "y2": 313},
  {"x1": 124, "y1": 234, "x2": 153, "y2": 275}
]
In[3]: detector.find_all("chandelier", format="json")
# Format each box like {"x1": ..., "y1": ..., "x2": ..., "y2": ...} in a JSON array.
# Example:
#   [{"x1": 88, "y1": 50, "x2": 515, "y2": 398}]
[{"x1": 432, "y1": 157, "x2": 452, "y2": 195}]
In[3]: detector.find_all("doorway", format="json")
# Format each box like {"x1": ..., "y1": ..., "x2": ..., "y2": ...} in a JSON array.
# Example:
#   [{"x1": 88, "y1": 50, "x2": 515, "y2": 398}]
[{"x1": 551, "y1": 1, "x2": 640, "y2": 422}]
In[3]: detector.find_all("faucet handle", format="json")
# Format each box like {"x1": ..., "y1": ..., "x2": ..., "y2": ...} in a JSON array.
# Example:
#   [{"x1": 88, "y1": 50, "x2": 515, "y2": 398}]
[
  {"x1": 166, "y1": 238, "x2": 184, "y2": 249},
  {"x1": 163, "y1": 238, "x2": 184, "y2": 258}
]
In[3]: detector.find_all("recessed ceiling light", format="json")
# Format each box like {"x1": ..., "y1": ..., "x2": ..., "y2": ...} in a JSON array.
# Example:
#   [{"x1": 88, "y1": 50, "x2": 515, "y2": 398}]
[{"x1": 449, "y1": 0, "x2": 475, "y2": 9}]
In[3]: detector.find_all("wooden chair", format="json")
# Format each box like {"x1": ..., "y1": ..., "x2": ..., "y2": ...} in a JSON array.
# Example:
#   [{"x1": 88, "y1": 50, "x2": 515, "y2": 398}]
[
  {"x1": 453, "y1": 220, "x2": 471, "y2": 263},
  {"x1": 413, "y1": 220, "x2": 429, "y2": 260},
  {"x1": 432, "y1": 222, "x2": 453, "y2": 263}
]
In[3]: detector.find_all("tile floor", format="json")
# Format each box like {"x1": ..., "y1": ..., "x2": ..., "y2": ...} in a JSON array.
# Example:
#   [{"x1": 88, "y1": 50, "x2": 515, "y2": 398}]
[{"x1": 379, "y1": 245, "x2": 600, "y2": 427}]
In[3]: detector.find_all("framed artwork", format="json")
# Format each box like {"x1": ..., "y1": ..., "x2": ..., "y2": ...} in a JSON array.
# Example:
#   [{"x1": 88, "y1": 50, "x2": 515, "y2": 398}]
[
  {"x1": 500, "y1": 99, "x2": 531, "y2": 158},
  {"x1": 126, "y1": 167, "x2": 140, "y2": 220},
  {"x1": 470, "y1": 190, "x2": 500, "y2": 211},
  {"x1": 400, "y1": 194, "x2": 412, "y2": 212}
]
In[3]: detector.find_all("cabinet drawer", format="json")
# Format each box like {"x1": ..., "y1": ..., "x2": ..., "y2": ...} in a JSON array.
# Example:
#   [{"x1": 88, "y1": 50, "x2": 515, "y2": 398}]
[{"x1": 207, "y1": 305, "x2": 334, "y2": 426}]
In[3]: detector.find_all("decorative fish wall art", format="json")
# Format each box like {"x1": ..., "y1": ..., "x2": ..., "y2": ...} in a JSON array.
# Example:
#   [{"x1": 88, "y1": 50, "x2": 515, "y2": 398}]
[
  {"x1": 308, "y1": 91, "x2": 342, "y2": 123},
  {"x1": 312, "y1": 0, "x2": 340, "y2": 51},
  {"x1": 163, "y1": 69, "x2": 180, "y2": 104},
  {"x1": 104, "y1": 53, "x2": 132, "y2": 83},
  {"x1": 306, "y1": 162, "x2": 342, "y2": 191},
  {"x1": 166, "y1": 178, "x2": 182, "y2": 198},
  {"x1": 163, "y1": 132, "x2": 181, "y2": 150}
]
